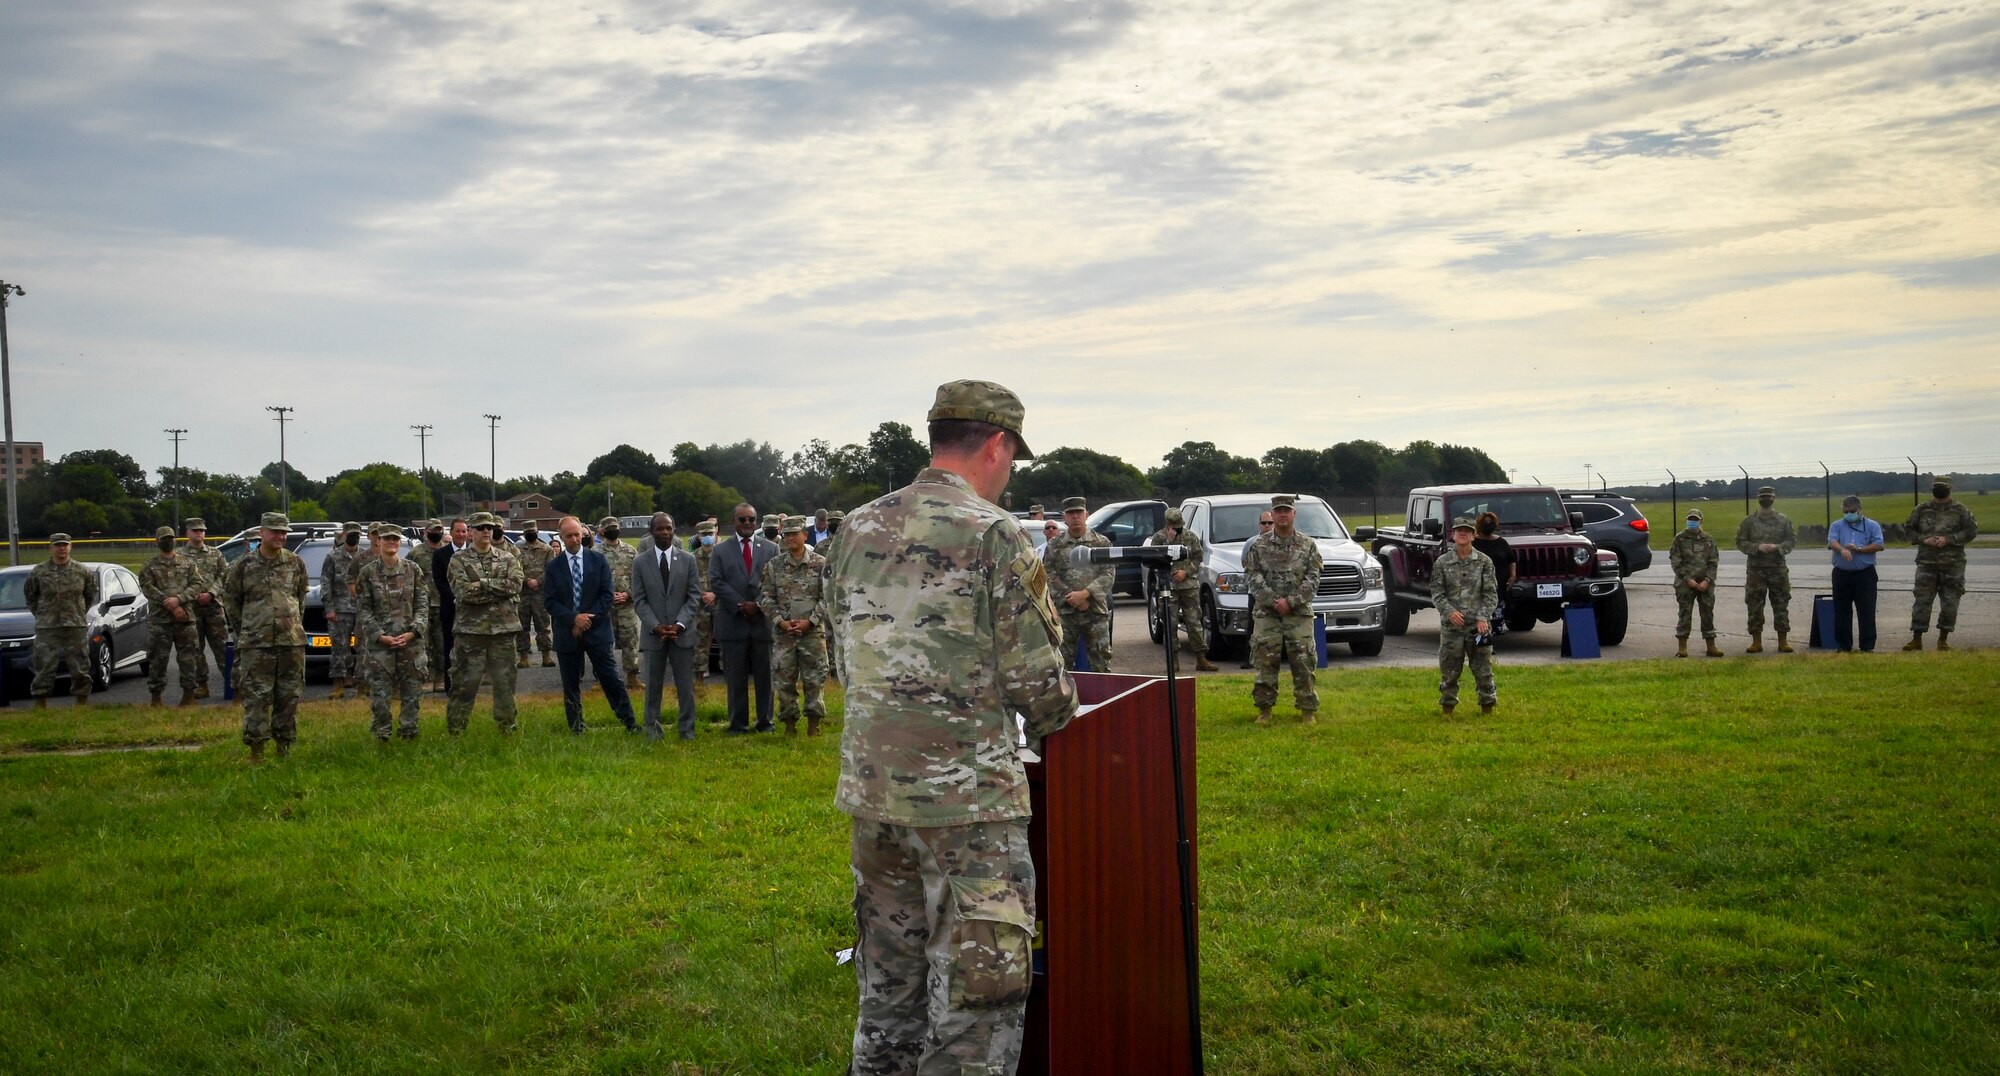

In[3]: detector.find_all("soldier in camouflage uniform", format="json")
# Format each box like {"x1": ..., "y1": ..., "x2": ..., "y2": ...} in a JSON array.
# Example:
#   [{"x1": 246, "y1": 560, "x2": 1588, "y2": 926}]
[
  {"x1": 356, "y1": 524, "x2": 430, "y2": 740},
  {"x1": 827, "y1": 381, "x2": 1078, "y2": 1076},
  {"x1": 23, "y1": 533, "x2": 98, "y2": 707},
  {"x1": 1147, "y1": 507, "x2": 1217, "y2": 671},
  {"x1": 1904, "y1": 475, "x2": 1980, "y2": 651},
  {"x1": 761, "y1": 515, "x2": 829, "y2": 735},
  {"x1": 693, "y1": 519, "x2": 718, "y2": 682},
  {"x1": 322, "y1": 521, "x2": 367, "y2": 699},
  {"x1": 138, "y1": 525, "x2": 202, "y2": 707},
  {"x1": 1734, "y1": 485, "x2": 1797, "y2": 653},
  {"x1": 180, "y1": 518, "x2": 230, "y2": 699},
  {"x1": 1243, "y1": 493, "x2": 1321, "y2": 723},
  {"x1": 818, "y1": 509, "x2": 846, "y2": 681},
  {"x1": 1042, "y1": 496, "x2": 1113, "y2": 672},
  {"x1": 598, "y1": 516, "x2": 643, "y2": 691},
  {"x1": 1432, "y1": 517, "x2": 1497, "y2": 715},
  {"x1": 445, "y1": 511, "x2": 525, "y2": 734},
  {"x1": 1670, "y1": 509, "x2": 1724, "y2": 657},
  {"x1": 411, "y1": 519, "x2": 448, "y2": 692},
  {"x1": 515, "y1": 522, "x2": 556, "y2": 668},
  {"x1": 760, "y1": 512, "x2": 781, "y2": 543},
  {"x1": 224, "y1": 512, "x2": 310, "y2": 762}
]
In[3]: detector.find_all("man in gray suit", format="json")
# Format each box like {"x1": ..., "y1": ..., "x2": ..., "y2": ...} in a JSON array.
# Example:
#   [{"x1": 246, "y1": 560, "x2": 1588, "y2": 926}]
[
  {"x1": 712, "y1": 501, "x2": 781, "y2": 734},
  {"x1": 632, "y1": 512, "x2": 704, "y2": 740}
]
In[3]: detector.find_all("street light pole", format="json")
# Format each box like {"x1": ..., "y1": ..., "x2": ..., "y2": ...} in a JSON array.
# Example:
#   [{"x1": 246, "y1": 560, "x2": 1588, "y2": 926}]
[
  {"x1": 482, "y1": 414, "x2": 501, "y2": 508},
  {"x1": 267, "y1": 406, "x2": 294, "y2": 515},
  {"x1": 412, "y1": 424, "x2": 433, "y2": 520},
  {"x1": 165, "y1": 428, "x2": 188, "y2": 529},
  {"x1": 0, "y1": 280, "x2": 23, "y2": 567}
]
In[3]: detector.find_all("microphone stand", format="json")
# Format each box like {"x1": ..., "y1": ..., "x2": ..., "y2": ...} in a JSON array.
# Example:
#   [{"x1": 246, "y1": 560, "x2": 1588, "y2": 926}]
[{"x1": 1151, "y1": 560, "x2": 1205, "y2": 1075}]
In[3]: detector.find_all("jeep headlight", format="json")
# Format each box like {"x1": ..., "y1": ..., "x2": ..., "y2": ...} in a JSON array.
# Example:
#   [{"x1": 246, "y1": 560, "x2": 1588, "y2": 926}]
[
  {"x1": 1215, "y1": 572, "x2": 1246, "y2": 593},
  {"x1": 1362, "y1": 562, "x2": 1383, "y2": 588},
  {"x1": 1571, "y1": 547, "x2": 1592, "y2": 566}
]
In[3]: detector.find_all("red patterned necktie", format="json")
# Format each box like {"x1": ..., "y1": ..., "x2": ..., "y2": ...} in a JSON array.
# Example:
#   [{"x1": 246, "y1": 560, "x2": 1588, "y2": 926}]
[{"x1": 742, "y1": 539, "x2": 753, "y2": 581}]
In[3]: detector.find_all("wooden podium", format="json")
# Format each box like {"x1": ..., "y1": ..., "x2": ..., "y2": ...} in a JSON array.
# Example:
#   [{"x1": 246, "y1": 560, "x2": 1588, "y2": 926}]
[{"x1": 1020, "y1": 671, "x2": 1199, "y2": 1076}]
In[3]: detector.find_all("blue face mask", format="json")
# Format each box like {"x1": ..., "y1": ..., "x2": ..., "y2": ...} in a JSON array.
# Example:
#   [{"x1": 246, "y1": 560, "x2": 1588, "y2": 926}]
[
  {"x1": 700, "y1": 535, "x2": 714, "y2": 546},
  {"x1": 1843, "y1": 511, "x2": 1861, "y2": 524},
  {"x1": 1685, "y1": 520, "x2": 1700, "y2": 531}
]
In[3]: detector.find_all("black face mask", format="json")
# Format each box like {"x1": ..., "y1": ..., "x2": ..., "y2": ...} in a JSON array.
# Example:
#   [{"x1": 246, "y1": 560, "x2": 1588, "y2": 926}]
[
  {"x1": 827, "y1": 522, "x2": 840, "y2": 534},
  {"x1": 427, "y1": 529, "x2": 444, "y2": 543},
  {"x1": 1758, "y1": 498, "x2": 1774, "y2": 508},
  {"x1": 581, "y1": 533, "x2": 594, "y2": 548},
  {"x1": 763, "y1": 527, "x2": 778, "y2": 539},
  {"x1": 1933, "y1": 486, "x2": 1950, "y2": 500},
  {"x1": 345, "y1": 533, "x2": 360, "y2": 547},
  {"x1": 156, "y1": 536, "x2": 175, "y2": 552},
  {"x1": 602, "y1": 527, "x2": 620, "y2": 541},
  {"x1": 523, "y1": 530, "x2": 537, "y2": 542}
]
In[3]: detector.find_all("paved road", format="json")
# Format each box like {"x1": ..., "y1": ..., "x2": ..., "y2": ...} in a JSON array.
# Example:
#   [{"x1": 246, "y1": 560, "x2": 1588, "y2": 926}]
[{"x1": 22, "y1": 549, "x2": 1995, "y2": 709}]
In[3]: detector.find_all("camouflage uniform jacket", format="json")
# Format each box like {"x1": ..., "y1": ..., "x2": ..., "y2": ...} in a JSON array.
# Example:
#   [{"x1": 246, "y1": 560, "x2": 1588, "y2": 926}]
[
  {"x1": 693, "y1": 541, "x2": 714, "y2": 590},
  {"x1": 1242, "y1": 530, "x2": 1321, "y2": 618},
  {"x1": 1734, "y1": 510, "x2": 1796, "y2": 567},
  {"x1": 1669, "y1": 529, "x2": 1719, "y2": 585},
  {"x1": 1146, "y1": 525, "x2": 1205, "y2": 591},
  {"x1": 1906, "y1": 500, "x2": 1978, "y2": 565},
  {"x1": 322, "y1": 544, "x2": 365, "y2": 613},
  {"x1": 138, "y1": 552, "x2": 201, "y2": 624},
  {"x1": 600, "y1": 539, "x2": 636, "y2": 603},
  {"x1": 24, "y1": 560, "x2": 99, "y2": 629},
  {"x1": 760, "y1": 549, "x2": 827, "y2": 635},
  {"x1": 1430, "y1": 546, "x2": 1497, "y2": 622},
  {"x1": 182, "y1": 544, "x2": 229, "y2": 604},
  {"x1": 445, "y1": 545, "x2": 523, "y2": 635},
  {"x1": 1042, "y1": 528, "x2": 1113, "y2": 615},
  {"x1": 356, "y1": 558, "x2": 430, "y2": 642},
  {"x1": 516, "y1": 538, "x2": 556, "y2": 596},
  {"x1": 408, "y1": 541, "x2": 441, "y2": 602},
  {"x1": 827, "y1": 467, "x2": 1078, "y2": 827},
  {"x1": 224, "y1": 548, "x2": 309, "y2": 648}
]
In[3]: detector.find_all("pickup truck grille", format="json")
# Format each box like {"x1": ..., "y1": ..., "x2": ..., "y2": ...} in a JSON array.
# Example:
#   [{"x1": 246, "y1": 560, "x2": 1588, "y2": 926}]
[
  {"x1": 1515, "y1": 544, "x2": 1587, "y2": 580},
  {"x1": 1317, "y1": 564, "x2": 1363, "y2": 598}
]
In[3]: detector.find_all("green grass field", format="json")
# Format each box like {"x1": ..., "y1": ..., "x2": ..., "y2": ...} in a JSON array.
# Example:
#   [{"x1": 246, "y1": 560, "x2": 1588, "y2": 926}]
[{"x1": 4, "y1": 655, "x2": 1999, "y2": 1073}]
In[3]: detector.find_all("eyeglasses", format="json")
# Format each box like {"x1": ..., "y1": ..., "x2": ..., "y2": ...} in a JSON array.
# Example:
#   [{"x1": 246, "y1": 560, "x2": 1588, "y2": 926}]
[
  {"x1": 735, "y1": 516, "x2": 756, "y2": 522},
  {"x1": 1258, "y1": 521, "x2": 1274, "y2": 527}
]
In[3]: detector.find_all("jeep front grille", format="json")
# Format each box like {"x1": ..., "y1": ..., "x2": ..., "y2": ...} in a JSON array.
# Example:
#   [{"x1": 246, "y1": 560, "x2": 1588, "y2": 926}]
[
  {"x1": 1317, "y1": 564, "x2": 1363, "y2": 598},
  {"x1": 1515, "y1": 545, "x2": 1587, "y2": 580}
]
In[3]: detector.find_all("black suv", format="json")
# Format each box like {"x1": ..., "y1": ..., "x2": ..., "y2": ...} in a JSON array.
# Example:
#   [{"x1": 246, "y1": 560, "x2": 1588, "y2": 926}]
[{"x1": 1559, "y1": 492, "x2": 1652, "y2": 576}]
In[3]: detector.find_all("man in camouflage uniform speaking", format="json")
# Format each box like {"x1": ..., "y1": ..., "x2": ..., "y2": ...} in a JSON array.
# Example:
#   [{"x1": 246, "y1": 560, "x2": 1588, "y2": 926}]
[
  {"x1": 825, "y1": 380, "x2": 1078, "y2": 1076},
  {"x1": 356, "y1": 523, "x2": 429, "y2": 741},
  {"x1": 180, "y1": 518, "x2": 231, "y2": 699},
  {"x1": 1147, "y1": 506, "x2": 1217, "y2": 672},
  {"x1": 445, "y1": 511, "x2": 524, "y2": 734},
  {"x1": 1734, "y1": 485, "x2": 1796, "y2": 653},
  {"x1": 1242, "y1": 493, "x2": 1321, "y2": 724},
  {"x1": 224, "y1": 512, "x2": 309, "y2": 763},
  {"x1": 761, "y1": 514, "x2": 829, "y2": 736},
  {"x1": 1903, "y1": 475, "x2": 1980, "y2": 651},
  {"x1": 23, "y1": 533, "x2": 98, "y2": 707},
  {"x1": 1041, "y1": 496, "x2": 1112, "y2": 672},
  {"x1": 1432, "y1": 516, "x2": 1498, "y2": 716},
  {"x1": 138, "y1": 525, "x2": 202, "y2": 707}
]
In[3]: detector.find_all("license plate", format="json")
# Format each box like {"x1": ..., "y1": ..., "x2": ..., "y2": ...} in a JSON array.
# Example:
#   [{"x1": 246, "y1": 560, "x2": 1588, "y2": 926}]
[
  {"x1": 1536, "y1": 583, "x2": 1563, "y2": 599},
  {"x1": 309, "y1": 636, "x2": 331, "y2": 648}
]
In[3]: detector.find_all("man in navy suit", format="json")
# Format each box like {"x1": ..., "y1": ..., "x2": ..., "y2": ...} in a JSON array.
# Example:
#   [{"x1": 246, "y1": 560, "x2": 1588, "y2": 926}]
[
  {"x1": 710, "y1": 502, "x2": 780, "y2": 733},
  {"x1": 632, "y1": 511, "x2": 704, "y2": 740},
  {"x1": 544, "y1": 516, "x2": 638, "y2": 734}
]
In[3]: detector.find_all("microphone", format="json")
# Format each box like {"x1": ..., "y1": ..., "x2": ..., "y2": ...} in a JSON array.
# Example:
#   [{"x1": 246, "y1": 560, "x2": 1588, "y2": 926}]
[{"x1": 1066, "y1": 544, "x2": 1183, "y2": 567}]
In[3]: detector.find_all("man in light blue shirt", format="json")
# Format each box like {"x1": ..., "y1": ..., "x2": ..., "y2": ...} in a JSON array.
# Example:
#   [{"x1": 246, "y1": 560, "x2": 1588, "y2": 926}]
[{"x1": 1826, "y1": 495, "x2": 1885, "y2": 652}]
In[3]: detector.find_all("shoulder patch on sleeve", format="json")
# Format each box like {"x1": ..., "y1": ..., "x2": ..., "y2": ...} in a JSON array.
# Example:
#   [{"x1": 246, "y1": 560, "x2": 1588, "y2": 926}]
[{"x1": 1011, "y1": 547, "x2": 1061, "y2": 641}]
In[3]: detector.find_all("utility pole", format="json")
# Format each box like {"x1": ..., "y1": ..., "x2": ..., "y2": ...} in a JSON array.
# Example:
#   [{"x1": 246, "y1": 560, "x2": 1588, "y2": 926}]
[
  {"x1": 1738, "y1": 464, "x2": 1750, "y2": 516},
  {"x1": 1908, "y1": 457, "x2": 1919, "y2": 505},
  {"x1": 482, "y1": 414, "x2": 501, "y2": 508},
  {"x1": 1666, "y1": 468, "x2": 1678, "y2": 524},
  {"x1": 267, "y1": 406, "x2": 294, "y2": 515},
  {"x1": 1583, "y1": 462, "x2": 1593, "y2": 491},
  {"x1": 165, "y1": 428, "x2": 188, "y2": 529},
  {"x1": 0, "y1": 280, "x2": 23, "y2": 566},
  {"x1": 412, "y1": 424, "x2": 433, "y2": 520}
]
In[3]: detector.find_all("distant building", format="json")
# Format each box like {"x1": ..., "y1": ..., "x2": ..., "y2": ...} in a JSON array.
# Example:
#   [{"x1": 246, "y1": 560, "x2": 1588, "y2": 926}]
[
  {"x1": 501, "y1": 491, "x2": 566, "y2": 531},
  {"x1": 4, "y1": 440, "x2": 43, "y2": 475}
]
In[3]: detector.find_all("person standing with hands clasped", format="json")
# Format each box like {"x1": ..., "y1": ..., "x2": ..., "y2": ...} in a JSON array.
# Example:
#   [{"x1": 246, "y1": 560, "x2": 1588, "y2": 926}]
[
  {"x1": 1904, "y1": 476, "x2": 1979, "y2": 651},
  {"x1": 1735, "y1": 485, "x2": 1796, "y2": 653},
  {"x1": 1670, "y1": 509, "x2": 1723, "y2": 657},
  {"x1": 1826, "y1": 496, "x2": 1884, "y2": 653},
  {"x1": 355, "y1": 523, "x2": 429, "y2": 740},
  {"x1": 762, "y1": 515, "x2": 830, "y2": 736},
  {"x1": 1433, "y1": 517, "x2": 1497, "y2": 716},
  {"x1": 1242, "y1": 493, "x2": 1320, "y2": 725},
  {"x1": 826, "y1": 380, "x2": 1077, "y2": 1076}
]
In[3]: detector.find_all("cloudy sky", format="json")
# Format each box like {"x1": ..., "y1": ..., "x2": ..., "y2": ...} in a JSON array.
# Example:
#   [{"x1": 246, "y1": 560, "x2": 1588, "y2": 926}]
[{"x1": 3, "y1": 0, "x2": 1996, "y2": 490}]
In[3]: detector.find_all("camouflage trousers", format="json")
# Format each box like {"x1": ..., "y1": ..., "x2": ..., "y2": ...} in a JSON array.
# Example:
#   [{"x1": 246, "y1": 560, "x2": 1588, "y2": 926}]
[
  {"x1": 1438, "y1": 627, "x2": 1496, "y2": 708},
  {"x1": 517, "y1": 594, "x2": 552, "y2": 656},
  {"x1": 849, "y1": 817, "x2": 1035, "y2": 1076},
  {"x1": 1163, "y1": 586, "x2": 1207, "y2": 654},
  {"x1": 695, "y1": 609, "x2": 714, "y2": 676},
  {"x1": 145, "y1": 618, "x2": 199, "y2": 694},
  {"x1": 328, "y1": 609, "x2": 361, "y2": 680},
  {"x1": 239, "y1": 645, "x2": 305, "y2": 747},
  {"x1": 29, "y1": 626, "x2": 90, "y2": 698},
  {"x1": 1912, "y1": 559, "x2": 1967, "y2": 632},
  {"x1": 1251, "y1": 611, "x2": 1318, "y2": 712},
  {"x1": 773, "y1": 630, "x2": 828, "y2": 729},
  {"x1": 1059, "y1": 610, "x2": 1112, "y2": 673},
  {"x1": 190, "y1": 601, "x2": 229, "y2": 690},
  {"x1": 365, "y1": 641, "x2": 424, "y2": 739},
  {"x1": 611, "y1": 605, "x2": 641, "y2": 680},
  {"x1": 446, "y1": 632, "x2": 518, "y2": 733},
  {"x1": 823, "y1": 615, "x2": 844, "y2": 682},
  {"x1": 1743, "y1": 563, "x2": 1791, "y2": 635},
  {"x1": 1674, "y1": 582, "x2": 1717, "y2": 639},
  {"x1": 427, "y1": 609, "x2": 448, "y2": 684}
]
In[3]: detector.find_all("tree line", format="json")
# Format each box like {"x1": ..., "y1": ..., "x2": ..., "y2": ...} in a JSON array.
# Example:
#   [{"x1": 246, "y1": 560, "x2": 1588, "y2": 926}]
[{"x1": 14, "y1": 431, "x2": 1509, "y2": 539}]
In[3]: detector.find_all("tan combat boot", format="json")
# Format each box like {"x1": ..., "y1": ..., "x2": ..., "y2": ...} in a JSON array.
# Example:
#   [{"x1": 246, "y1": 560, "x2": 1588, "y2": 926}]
[
  {"x1": 1441, "y1": 704, "x2": 1455, "y2": 717},
  {"x1": 517, "y1": 654, "x2": 530, "y2": 669},
  {"x1": 72, "y1": 692, "x2": 90, "y2": 707},
  {"x1": 1705, "y1": 639, "x2": 1725, "y2": 658},
  {"x1": 1937, "y1": 631, "x2": 1952, "y2": 652},
  {"x1": 1194, "y1": 653, "x2": 1217, "y2": 672},
  {"x1": 1902, "y1": 633, "x2": 1924, "y2": 651},
  {"x1": 626, "y1": 671, "x2": 642, "y2": 693},
  {"x1": 275, "y1": 740, "x2": 291, "y2": 759},
  {"x1": 1481, "y1": 702, "x2": 1495, "y2": 715},
  {"x1": 33, "y1": 696, "x2": 48, "y2": 709},
  {"x1": 1745, "y1": 634, "x2": 1763, "y2": 654},
  {"x1": 329, "y1": 679, "x2": 345, "y2": 701},
  {"x1": 178, "y1": 688, "x2": 197, "y2": 707},
  {"x1": 541, "y1": 651, "x2": 556, "y2": 668},
  {"x1": 1255, "y1": 707, "x2": 1272, "y2": 726},
  {"x1": 1299, "y1": 710, "x2": 1317, "y2": 724},
  {"x1": 1776, "y1": 633, "x2": 1794, "y2": 654},
  {"x1": 248, "y1": 741, "x2": 265, "y2": 765},
  {"x1": 807, "y1": 718, "x2": 822, "y2": 737},
  {"x1": 1675, "y1": 637, "x2": 1688, "y2": 658},
  {"x1": 149, "y1": 690, "x2": 164, "y2": 708},
  {"x1": 194, "y1": 683, "x2": 209, "y2": 699}
]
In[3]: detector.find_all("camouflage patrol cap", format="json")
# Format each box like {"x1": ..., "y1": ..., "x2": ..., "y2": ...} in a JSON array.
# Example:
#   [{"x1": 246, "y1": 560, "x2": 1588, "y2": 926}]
[
  {"x1": 1757, "y1": 485, "x2": 1776, "y2": 497},
  {"x1": 781, "y1": 514, "x2": 808, "y2": 534},
  {"x1": 761, "y1": 513, "x2": 780, "y2": 528},
  {"x1": 338, "y1": 521, "x2": 360, "y2": 535},
  {"x1": 1062, "y1": 496, "x2": 1087, "y2": 513},
  {"x1": 827, "y1": 510, "x2": 844, "y2": 522},
  {"x1": 154, "y1": 526, "x2": 176, "y2": 540},
  {"x1": 184, "y1": 517, "x2": 207, "y2": 531},
  {"x1": 1451, "y1": 516, "x2": 1477, "y2": 531},
  {"x1": 1271, "y1": 494, "x2": 1297, "y2": 509},
  {"x1": 261, "y1": 511, "x2": 290, "y2": 529},
  {"x1": 927, "y1": 379, "x2": 1034, "y2": 460},
  {"x1": 1027, "y1": 504, "x2": 1044, "y2": 514},
  {"x1": 468, "y1": 511, "x2": 501, "y2": 529},
  {"x1": 696, "y1": 520, "x2": 716, "y2": 535},
  {"x1": 372, "y1": 523, "x2": 404, "y2": 540},
  {"x1": 1686, "y1": 509, "x2": 1703, "y2": 521},
  {"x1": 1165, "y1": 507, "x2": 1185, "y2": 523},
  {"x1": 1934, "y1": 475, "x2": 1953, "y2": 491},
  {"x1": 426, "y1": 518, "x2": 443, "y2": 530},
  {"x1": 598, "y1": 515, "x2": 619, "y2": 529},
  {"x1": 49, "y1": 533, "x2": 73, "y2": 545}
]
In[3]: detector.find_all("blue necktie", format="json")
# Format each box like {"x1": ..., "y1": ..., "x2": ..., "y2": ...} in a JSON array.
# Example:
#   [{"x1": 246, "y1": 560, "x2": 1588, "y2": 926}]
[{"x1": 571, "y1": 554, "x2": 583, "y2": 611}]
